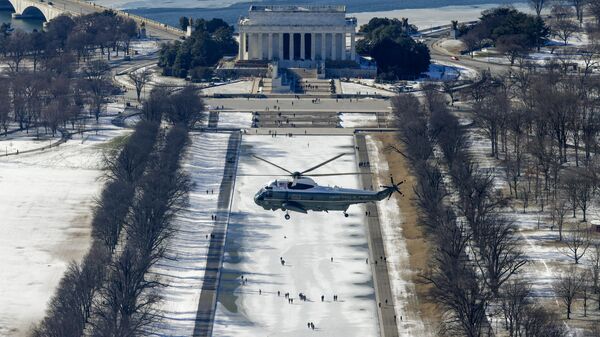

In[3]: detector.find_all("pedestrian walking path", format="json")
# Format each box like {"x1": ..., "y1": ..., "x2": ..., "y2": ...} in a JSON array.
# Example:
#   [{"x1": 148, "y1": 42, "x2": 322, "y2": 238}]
[
  {"x1": 193, "y1": 132, "x2": 242, "y2": 337},
  {"x1": 355, "y1": 134, "x2": 400, "y2": 337}
]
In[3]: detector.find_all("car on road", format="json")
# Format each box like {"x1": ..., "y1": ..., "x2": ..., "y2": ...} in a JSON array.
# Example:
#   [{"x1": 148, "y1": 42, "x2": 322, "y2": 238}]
[{"x1": 451, "y1": 56, "x2": 459, "y2": 61}]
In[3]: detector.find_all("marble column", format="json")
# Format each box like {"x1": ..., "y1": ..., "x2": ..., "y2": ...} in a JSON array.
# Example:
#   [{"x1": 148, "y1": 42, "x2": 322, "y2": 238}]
[
  {"x1": 340, "y1": 33, "x2": 346, "y2": 60},
  {"x1": 350, "y1": 32, "x2": 356, "y2": 61},
  {"x1": 310, "y1": 33, "x2": 316, "y2": 60},
  {"x1": 258, "y1": 33, "x2": 264, "y2": 60},
  {"x1": 238, "y1": 31, "x2": 244, "y2": 60},
  {"x1": 252, "y1": 33, "x2": 261, "y2": 60},
  {"x1": 321, "y1": 32, "x2": 326, "y2": 60},
  {"x1": 278, "y1": 33, "x2": 284, "y2": 60},
  {"x1": 332, "y1": 32, "x2": 337, "y2": 60},
  {"x1": 300, "y1": 33, "x2": 305, "y2": 60},
  {"x1": 268, "y1": 32, "x2": 273, "y2": 60}
]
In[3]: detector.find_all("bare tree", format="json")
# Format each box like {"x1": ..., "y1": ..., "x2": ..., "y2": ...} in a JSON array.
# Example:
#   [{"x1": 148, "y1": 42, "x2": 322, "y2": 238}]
[
  {"x1": 6, "y1": 30, "x2": 29, "y2": 72},
  {"x1": 589, "y1": 241, "x2": 600, "y2": 309},
  {"x1": 563, "y1": 222, "x2": 591, "y2": 264},
  {"x1": 91, "y1": 248, "x2": 161, "y2": 337},
  {"x1": 82, "y1": 60, "x2": 113, "y2": 122},
  {"x1": 551, "y1": 6, "x2": 581, "y2": 45},
  {"x1": 165, "y1": 85, "x2": 205, "y2": 128},
  {"x1": 475, "y1": 215, "x2": 527, "y2": 295},
  {"x1": 425, "y1": 254, "x2": 490, "y2": 337},
  {"x1": 0, "y1": 81, "x2": 10, "y2": 135},
  {"x1": 128, "y1": 67, "x2": 152, "y2": 103},
  {"x1": 575, "y1": 168, "x2": 596, "y2": 222},
  {"x1": 529, "y1": 0, "x2": 548, "y2": 17},
  {"x1": 551, "y1": 198, "x2": 569, "y2": 241},
  {"x1": 553, "y1": 266, "x2": 584, "y2": 319},
  {"x1": 500, "y1": 279, "x2": 531, "y2": 337},
  {"x1": 521, "y1": 304, "x2": 568, "y2": 336}
]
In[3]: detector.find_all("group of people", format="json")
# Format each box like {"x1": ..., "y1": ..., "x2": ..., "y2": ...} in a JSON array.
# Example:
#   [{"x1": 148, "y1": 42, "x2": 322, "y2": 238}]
[{"x1": 358, "y1": 161, "x2": 370, "y2": 167}]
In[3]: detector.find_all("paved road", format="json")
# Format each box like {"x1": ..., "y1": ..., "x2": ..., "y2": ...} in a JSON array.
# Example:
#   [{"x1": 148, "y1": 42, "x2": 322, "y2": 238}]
[
  {"x1": 355, "y1": 134, "x2": 399, "y2": 337},
  {"x1": 424, "y1": 31, "x2": 511, "y2": 76},
  {"x1": 205, "y1": 97, "x2": 391, "y2": 113},
  {"x1": 192, "y1": 131, "x2": 241, "y2": 337}
]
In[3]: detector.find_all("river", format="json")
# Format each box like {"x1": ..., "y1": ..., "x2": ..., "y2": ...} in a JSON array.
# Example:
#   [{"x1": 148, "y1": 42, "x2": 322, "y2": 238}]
[{"x1": 0, "y1": 9, "x2": 44, "y2": 32}]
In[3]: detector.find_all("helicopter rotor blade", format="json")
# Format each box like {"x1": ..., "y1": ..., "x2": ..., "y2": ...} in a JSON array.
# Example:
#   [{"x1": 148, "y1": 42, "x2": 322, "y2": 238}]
[
  {"x1": 236, "y1": 174, "x2": 290, "y2": 177},
  {"x1": 251, "y1": 155, "x2": 294, "y2": 175},
  {"x1": 300, "y1": 153, "x2": 347, "y2": 175},
  {"x1": 306, "y1": 172, "x2": 371, "y2": 177}
]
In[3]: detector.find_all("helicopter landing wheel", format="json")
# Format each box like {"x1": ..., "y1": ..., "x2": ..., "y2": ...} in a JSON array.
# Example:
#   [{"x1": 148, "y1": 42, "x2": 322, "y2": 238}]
[
  {"x1": 344, "y1": 212, "x2": 349, "y2": 218},
  {"x1": 285, "y1": 213, "x2": 291, "y2": 220}
]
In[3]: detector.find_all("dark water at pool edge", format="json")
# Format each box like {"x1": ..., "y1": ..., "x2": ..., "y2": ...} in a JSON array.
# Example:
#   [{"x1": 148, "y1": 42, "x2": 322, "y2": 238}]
[{"x1": 128, "y1": 0, "x2": 527, "y2": 27}]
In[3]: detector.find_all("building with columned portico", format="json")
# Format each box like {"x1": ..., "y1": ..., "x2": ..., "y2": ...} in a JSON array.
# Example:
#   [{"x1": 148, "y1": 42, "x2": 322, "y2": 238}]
[{"x1": 237, "y1": 5, "x2": 357, "y2": 65}]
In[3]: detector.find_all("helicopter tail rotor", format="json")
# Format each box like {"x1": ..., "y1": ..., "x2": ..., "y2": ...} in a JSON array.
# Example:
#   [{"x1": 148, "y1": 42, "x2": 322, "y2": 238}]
[{"x1": 379, "y1": 177, "x2": 405, "y2": 200}]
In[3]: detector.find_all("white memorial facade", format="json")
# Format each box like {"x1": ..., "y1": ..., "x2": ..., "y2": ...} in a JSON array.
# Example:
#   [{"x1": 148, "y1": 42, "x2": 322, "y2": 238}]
[{"x1": 238, "y1": 5, "x2": 357, "y2": 64}]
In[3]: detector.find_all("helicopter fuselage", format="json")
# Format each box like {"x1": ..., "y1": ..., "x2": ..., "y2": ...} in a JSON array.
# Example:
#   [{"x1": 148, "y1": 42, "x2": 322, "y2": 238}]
[{"x1": 253, "y1": 178, "x2": 393, "y2": 215}]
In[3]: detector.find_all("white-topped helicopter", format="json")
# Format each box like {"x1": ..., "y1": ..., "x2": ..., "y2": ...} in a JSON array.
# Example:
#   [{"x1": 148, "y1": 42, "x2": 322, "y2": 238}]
[{"x1": 250, "y1": 153, "x2": 403, "y2": 219}]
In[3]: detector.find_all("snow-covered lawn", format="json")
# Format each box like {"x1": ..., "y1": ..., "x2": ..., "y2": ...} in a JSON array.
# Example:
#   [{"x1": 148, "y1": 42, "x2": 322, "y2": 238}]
[
  {"x1": 0, "y1": 117, "x2": 127, "y2": 337},
  {"x1": 213, "y1": 135, "x2": 378, "y2": 337},
  {"x1": 340, "y1": 81, "x2": 395, "y2": 96},
  {"x1": 457, "y1": 113, "x2": 570, "y2": 304},
  {"x1": 130, "y1": 38, "x2": 160, "y2": 56},
  {"x1": 339, "y1": 113, "x2": 378, "y2": 128},
  {"x1": 201, "y1": 81, "x2": 254, "y2": 96},
  {"x1": 216, "y1": 112, "x2": 253, "y2": 129},
  {"x1": 149, "y1": 132, "x2": 232, "y2": 336},
  {"x1": 0, "y1": 130, "x2": 61, "y2": 155}
]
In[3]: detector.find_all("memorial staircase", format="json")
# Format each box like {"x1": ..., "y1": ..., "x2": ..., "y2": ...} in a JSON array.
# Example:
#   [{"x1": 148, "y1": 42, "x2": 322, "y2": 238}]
[{"x1": 287, "y1": 68, "x2": 333, "y2": 95}]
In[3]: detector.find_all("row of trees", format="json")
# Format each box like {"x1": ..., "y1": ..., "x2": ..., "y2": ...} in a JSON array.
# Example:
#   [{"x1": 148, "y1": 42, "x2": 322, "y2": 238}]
[
  {"x1": 31, "y1": 86, "x2": 204, "y2": 336},
  {"x1": 462, "y1": 3, "x2": 600, "y2": 66},
  {"x1": 158, "y1": 18, "x2": 237, "y2": 79},
  {"x1": 0, "y1": 59, "x2": 116, "y2": 136},
  {"x1": 467, "y1": 69, "x2": 600, "y2": 224},
  {"x1": 356, "y1": 17, "x2": 430, "y2": 80},
  {"x1": 392, "y1": 90, "x2": 566, "y2": 336},
  {"x1": 31, "y1": 119, "x2": 161, "y2": 337},
  {"x1": 0, "y1": 11, "x2": 138, "y2": 72}
]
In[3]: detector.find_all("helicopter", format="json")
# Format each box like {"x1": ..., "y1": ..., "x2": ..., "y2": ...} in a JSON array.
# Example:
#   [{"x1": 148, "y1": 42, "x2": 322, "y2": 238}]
[{"x1": 249, "y1": 153, "x2": 403, "y2": 220}]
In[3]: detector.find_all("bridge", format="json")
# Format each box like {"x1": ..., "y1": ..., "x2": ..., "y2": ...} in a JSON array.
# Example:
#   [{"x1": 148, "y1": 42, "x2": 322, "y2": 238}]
[{"x1": 1, "y1": 0, "x2": 184, "y2": 39}]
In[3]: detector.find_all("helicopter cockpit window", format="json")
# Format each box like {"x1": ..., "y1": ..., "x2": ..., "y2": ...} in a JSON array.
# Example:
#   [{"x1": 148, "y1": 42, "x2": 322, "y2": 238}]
[{"x1": 288, "y1": 182, "x2": 313, "y2": 190}]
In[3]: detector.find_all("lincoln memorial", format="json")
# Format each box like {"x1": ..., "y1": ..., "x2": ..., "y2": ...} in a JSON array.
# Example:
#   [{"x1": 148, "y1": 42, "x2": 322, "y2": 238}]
[{"x1": 237, "y1": 5, "x2": 357, "y2": 64}]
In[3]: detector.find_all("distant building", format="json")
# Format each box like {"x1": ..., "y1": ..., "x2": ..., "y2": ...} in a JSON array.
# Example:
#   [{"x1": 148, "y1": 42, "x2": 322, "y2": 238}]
[{"x1": 237, "y1": 5, "x2": 357, "y2": 65}]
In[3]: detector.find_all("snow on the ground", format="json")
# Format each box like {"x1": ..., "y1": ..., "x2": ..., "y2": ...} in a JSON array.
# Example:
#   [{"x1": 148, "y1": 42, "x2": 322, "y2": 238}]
[
  {"x1": 123, "y1": 114, "x2": 141, "y2": 127},
  {"x1": 213, "y1": 135, "x2": 378, "y2": 337},
  {"x1": 216, "y1": 112, "x2": 253, "y2": 129},
  {"x1": 424, "y1": 63, "x2": 461, "y2": 81},
  {"x1": 0, "y1": 117, "x2": 128, "y2": 337},
  {"x1": 339, "y1": 113, "x2": 378, "y2": 128},
  {"x1": 458, "y1": 113, "x2": 566, "y2": 302},
  {"x1": 340, "y1": 81, "x2": 395, "y2": 96},
  {"x1": 130, "y1": 38, "x2": 160, "y2": 56},
  {"x1": 353, "y1": 3, "x2": 535, "y2": 30},
  {"x1": 366, "y1": 136, "x2": 432, "y2": 337},
  {"x1": 149, "y1": 132, "x2": 231, "y2": 337},
  {"x1": 439, "y1": 39, "x2": 465, "y2": 52},
  {"x1": 201, "y1": 81, "x2": 253, "y2": 95},
  {"x1": 0, "y1": 130, "x2": 61, "y2": 154}
]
